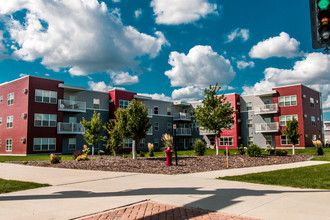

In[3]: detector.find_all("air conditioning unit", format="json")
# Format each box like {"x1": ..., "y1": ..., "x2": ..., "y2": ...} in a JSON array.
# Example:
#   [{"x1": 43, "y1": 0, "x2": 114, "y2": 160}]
[
  {"x1": 303, "y1": 94, "x2": 306, "y2": 98},
  {"x1": 237, "y1": 119, "x2": 241, "y2": 123},
  {"x1": 316, "y1": 100, "x2": 319, "y2": 104},
  {"x1": 305, "y1": 134, "x2": 308, "y2": 138},
  {"x1": 20, "y1": 138, "x2": 26, "y2": 143},
  {"x1": 238, "y1": 136, "x2": 241, "y2": 140},
  {"x1": 304, "y1": 114, "x2": 307, "y2": 118},
  {"x1": 237, "y1": 102, "x2": 240, "y2": 105},
  {"x1": 21, "y1": 113, "x2": 27, "y2": 119},
  {"x1": 22, "y1": 88, "x2": 28, "y2": 94}
]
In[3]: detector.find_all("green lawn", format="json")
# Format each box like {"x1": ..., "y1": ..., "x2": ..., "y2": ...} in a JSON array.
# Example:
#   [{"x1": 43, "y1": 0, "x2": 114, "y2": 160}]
[
  {"x1": 0, "y1": 178, "x2": 50, "y2": 194},
  {"x1": 0, "y1": 155, "x2": 73, "y2": 163},
  {"x1": 218, "y1": 163, "x2": 330, "y2": 189},
  {"x1": 311, "y1": 156, "x2": 330, "y2": 161}
]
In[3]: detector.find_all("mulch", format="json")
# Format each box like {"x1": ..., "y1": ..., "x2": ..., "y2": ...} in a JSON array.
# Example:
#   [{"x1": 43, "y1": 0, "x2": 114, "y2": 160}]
[{"x1": 10, "y1": 154, "x2": 312, "y2": 175}]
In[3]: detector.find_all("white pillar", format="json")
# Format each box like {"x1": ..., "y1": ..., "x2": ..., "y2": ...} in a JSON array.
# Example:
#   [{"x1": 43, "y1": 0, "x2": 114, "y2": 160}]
[{"x1": 132, "y1": 139, "x2": 136, "y2": 159}]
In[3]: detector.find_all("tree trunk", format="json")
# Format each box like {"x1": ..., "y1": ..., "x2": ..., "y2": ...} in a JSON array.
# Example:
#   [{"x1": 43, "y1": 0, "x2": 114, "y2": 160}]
[
  {"x1": 292, "y1": 144, "x2": 295, "y2": 155},
  {"x1": 92, "y1": 145, "x2": 94, "y2": 155},
  {"x1": 132, "y1": 139, "x2": 136, "y2": 159},
  {"x1": 215, "y1": 134, "x2": 219, "y2": 156}
]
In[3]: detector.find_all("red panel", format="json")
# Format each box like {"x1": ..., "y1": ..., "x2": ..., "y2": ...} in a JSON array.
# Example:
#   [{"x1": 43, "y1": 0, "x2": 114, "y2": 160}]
[{"x1": 109, "y1": 89, "x2": 137, "y2": 119}]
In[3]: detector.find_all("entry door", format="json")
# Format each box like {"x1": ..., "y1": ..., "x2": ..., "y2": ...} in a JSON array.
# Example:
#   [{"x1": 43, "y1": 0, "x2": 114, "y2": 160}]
[{"x1": 184, "y1": 138, "x2": 188, "y2": 150}]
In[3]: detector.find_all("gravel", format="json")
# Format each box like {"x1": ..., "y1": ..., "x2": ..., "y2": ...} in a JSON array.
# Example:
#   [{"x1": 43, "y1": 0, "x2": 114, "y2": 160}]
[{"x1": 10, "y1": 154, "x2": 312, "y2": 175}]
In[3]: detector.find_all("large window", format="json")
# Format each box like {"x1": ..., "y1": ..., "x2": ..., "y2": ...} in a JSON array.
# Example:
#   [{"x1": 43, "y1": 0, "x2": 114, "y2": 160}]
[
  {"x1": 147, "y1": 126, "x2": 153, "y2": 135},
  {"x1": 265, "y1": 135, "x2": 272, "y2": 146},
  {"x1": 154, "y1": 138, "x2": 159, "y2": 148},
  {"x1": 281, "y1": 135, "x2": 300, "y2": 145},
  {"x1": 219, "y1": 137, "x2": 233, "y2": 146},
  {"x1": 119, "y1": 100, "x2": 130, "y2": 109},
  {"x1": 123, "y1": 139, "x2": 132, "y2": 148},
  {"x1": 93, "y1": 98, "x2": 100, "y2": 109},
  {"x1": 248, "y1": 136, "x2": 253, "y2": 146},
  {"x1": 7, "y1": 93, "x2": 14, "y2": 106},
  {"x1": 311, "y1": 116, "x2": 316, "y2": 126},
  {"x1": 279, "y1": 95, "x2": 297, "y2": 107},
  {"x1": 247, "y1": 119, "x2": 253, "y2": 128},
  {"x1": 0, "y1": 117, "x2": 2, "y2": 125},
  {"x1": 6, "y1": 116, "x2": 13, "y2": 128},
  {"x1": 154, "y1": 106, "x2": 159, "y2": 114},
  {"x1": 33, "y1": 138, "x2": 56, "y2": 151},
  {"x1": 68, "y1": 138, "x2": 76, "y2": 150},
  {"x1": 167, "y1": 107, "x2": 172, "y2": 115},
  {"x1": 35, "y1": 89, "x2": 57, "y2": 104},
  {"x1": 279, "y1": 115, "x2": 298, "y2": 126},
  {"x1": 167, "y1": 123, "x2": 172, "y2": 132},
  {"x1": 246, "y1": 102, "x2": 252, "y2": 111},
  {"x1": 310, "y1": 98, "x2": 315, "y2": 107},
  {"x1": 0, "y1": 96, "x2": 3, "y2": 103},
  {"x1": 6, "y1": 139, "x2": 12, "y2": 151},
  {"x1": 154, "y1": 122, "x2": 159, "y2": 131},
  {"x1": 34, "y1": 114, "x2": 57, "y2": 127}
]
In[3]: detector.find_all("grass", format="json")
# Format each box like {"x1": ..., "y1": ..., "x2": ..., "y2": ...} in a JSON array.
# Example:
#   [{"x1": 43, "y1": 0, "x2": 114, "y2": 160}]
[
  {"x1": 311, "y1": 156, "x2": 330, "y2": 161},
  {"x1": 219, "y1": 163, "x2": 330, "y2": 189},
  {"x1": 0, "y1": 155, "x2": 73, "y2": 163},
  {"x1": 0, "y1": 178, "x2": 50, "y2": 194}
]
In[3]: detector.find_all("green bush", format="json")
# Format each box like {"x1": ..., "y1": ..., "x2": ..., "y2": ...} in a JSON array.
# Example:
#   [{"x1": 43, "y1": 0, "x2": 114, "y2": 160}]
[
  {"x1": 50, "y1": 154, "x2": 61, "y2": 164},
  {"x1": 265, "y1": 145, "x2": 276, "y2": 155},
  {"x1": 247, "y1": 144, "x2": 262, "y2": 157},
  {"x1": 317, "y1": 147, "x2": 324, "y2": 156},
  {"x1": 223, "y1": 150, "x2": 230, "y2": 156},
  {"x1": 275, "y1": 149, "x2": 288, "y2": 156},
  {"x1": 194, "y1": 139, "x2": 206, "y2": 156},
  {"x1": 237, "y1": 144, "x2": 246, "y2": 155},
  {"x1": 139, "y1": 151, "x2": 145, "y2": 157},
  {"x1": 98, "y1": 150, "x2": 105, "y2": 156}
]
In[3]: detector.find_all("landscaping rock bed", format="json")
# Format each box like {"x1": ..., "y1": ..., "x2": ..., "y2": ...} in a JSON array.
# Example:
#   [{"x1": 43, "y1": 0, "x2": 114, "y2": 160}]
[{"x1": 10, "y1": 154, "x2": 312, "y2": 175}]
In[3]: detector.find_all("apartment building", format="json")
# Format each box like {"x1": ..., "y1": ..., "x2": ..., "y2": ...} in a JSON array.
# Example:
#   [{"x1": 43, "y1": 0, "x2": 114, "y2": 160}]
[
  {"x1": 324, "y1": 121, "x2": 330, "y2": 146},
  {"x1": 0, "y1": 76, "x2": 323, "y2": 155}
]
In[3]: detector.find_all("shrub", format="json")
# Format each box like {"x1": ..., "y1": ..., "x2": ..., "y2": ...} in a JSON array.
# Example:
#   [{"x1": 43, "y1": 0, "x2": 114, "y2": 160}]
[
  {"x1": 194, "y1": 139, "x2": 206, "y2": 156},
  {"x1": 73, "y1": 150, "x2": 83, "y2": 159},
  {"x1": 148, "y1": 143, "x2": 154, "y2": 157},
  {"x1": 139, "y1": 151, "x2": 145, "y2": 157},
  {"x1": 247, "y1": 144, "x2": 262, "y2": 157},
  {"x1": 76, "y1": 154, "x2": 89, "y2": 161},
  {"x1": 50, "y1": 154, "x2": 61, "y2": 164},
  {"x1": 223, "y1": 150, "x2": 230, "y2": 156},
  {"x1": 275, "y1": 149, "x2": 288, "y2": 156},
  {"x1": 313, "y1": 140, "x2": 324, "y2": 156},
  {"x1": 317, "y1": 146, "x2": 324, "y2": 156},
  {"x1": 265, "y1": 145, "x2": 276, "y2": 155},
  {"x1": 98, "y1": 150, "x2": 105, "y2": 156},
  {"x1": 83, "y1": 145, "x2": 90, "y2": 155},
  {"x1": 237, "y1": 144, "x2": 247, "y2": 155}
]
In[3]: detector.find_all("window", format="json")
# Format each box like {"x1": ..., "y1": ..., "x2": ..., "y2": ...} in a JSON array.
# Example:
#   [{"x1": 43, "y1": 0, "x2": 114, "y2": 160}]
[
  {"x1": 279, "y1": 95, "x2": 297, "y2": 107},
  {"x1": 310, "y1": 98, "x2": 315, "y2": 107},
  {"x1": 123, "y1": 139, "x2": 132, "y2": 148},
  {"x1": 7, "y1": 93, "x2": 14, "y2": 105},
  {"x1": 147, "y1": 126, "x2": 153, "y2": 135},
  {"x1": 119, "y1": 100, "x2": 130, "y2": 109},
  {"x1": 154, "y1": 138, "x2": 159, "y2": 148},
  {"x1": 6, "y1": 139, "x2": 12, "y2": 151},
  {"x1": 219, "y1": 137, "x2": 233, "y2": 146},
  {"x1": 279, "y1": 115, "x2": 298, "y2": 126},
  {"x1": 0, "y1": 117, "x2": 2, "y2": 125},
  {"x1": 154, "y1": 122, "x2": 159, "y2": 131},
  {"x1": 281, "y1": 135, "x2": 300, "y2": 145},
  {"x1": 68, "y1": 138, "x2": 76, "y2": 150},
  {"x1": 248, "y1": 136, "x2": 253, "y2": 146},
  {"x1": 154, "y1": 106, "x2": 159, "y2": 114},
  {"x1": 93, "y1": 98, "x2": 100, "y2": 109},
  {"x1": 246, "y1": 102, "x2": 252, "y2": 111},
  {"x1": 167, "y1": 107, "x2": 172, "y2": 115},
  {"x1": 33, "y1": 138, "x2": 56, "y2": 151},
  {"x1": 34, "y1": 114, "x2": 57, "y2": 127},
  {"x1": 265, "y1": 135, "x2": 272, "y2": 146},
  {"x1": 0, "y1": 96, "x2": 3, "y2": 103},
  {"x1": 311, "y1": 116, "x2": 316, "y2": 126},
  {"x1": 167, "y1": 123, "x2": 172, "y2": 131},
  {"x1": 6, "y1": 116, "x2": 13, "y2": 128},
  {"x1": 247, "y1": 119, "x2": 253, "y2": 128},
  {"x1": 139, "y1": 139, "x2": 145, "y2": 149},
  {"x1": 35, "y1": 89, "x2": 57, "y2": 104}
]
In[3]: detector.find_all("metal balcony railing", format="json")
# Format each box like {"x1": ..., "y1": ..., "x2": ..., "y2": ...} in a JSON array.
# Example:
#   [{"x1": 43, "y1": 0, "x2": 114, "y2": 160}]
[
  {"x1": 173, "y1": 112, "x2": 192, "y2": 121},
  {"x1": 58, "y1": 100, "x2": 86, "y2": 112},
  {"x1": 255, "y1": 122, "x2": 279, "y2": 133},
  {"x1": 176, "y1": 128, "x2": 192, "y2": 136},
  {"x1": 254, "y1": 104, "x2": 278, "y2": 114},
  {"x1": 57, "y1": 122, "x2": 85, "y2": 134},
  {"x1": 199, "y1": 129, "x2": 216, "y2": 135}
]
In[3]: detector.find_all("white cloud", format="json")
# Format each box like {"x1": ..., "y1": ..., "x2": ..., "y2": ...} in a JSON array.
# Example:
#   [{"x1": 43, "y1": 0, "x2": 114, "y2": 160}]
[
  {"x1": 0, "y1": 0, "x2": 168, "y2": 76},
  {"x1": 150, "y1": 0, "x2": 217, "y2": 25},
  {"x1": 165, "y1": 45, "x2": 235, "y2": 88},
  {"x1": 112, "y1": 0, "x2": 121, "y2": 3},
  {"x1": 249, "y1": 32, "x2": 302, "y2": 59},
  {"x1": 242, "y1": 52, "x2": 330, "y2": 111},
  {"x1": 236, "y1": 60, "x2": 255, "y2": 70},
  {"x1": 138, "y1": 93, "x2": 172, "y2": 102},
  {"x1": 19, "y1": 73, "x2": 28, "y2": 77},
  {"x1": 134, "y1": 9, "x2": 142, "y2": 19},
  {"x1": 172, "y1": 86, "x2": 204, "y2": 101},
  {"x1": 110, "y1": 71, "x2": 139, "y2": 85},
  {"x1": 88, "y1": 81, "x2": 115, "y2": 92},
  {"x1": 0, "y1": 31, "x2": 8, "y2": 60},
  {"x1": 226, "y1": 28, "x2": 249, "y2": 43}
]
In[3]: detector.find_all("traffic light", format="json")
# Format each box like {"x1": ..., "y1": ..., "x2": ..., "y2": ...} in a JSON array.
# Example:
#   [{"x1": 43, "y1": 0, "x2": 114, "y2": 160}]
[{"x1": 310, "y1": 0, "x2": 330, "y2": 50}]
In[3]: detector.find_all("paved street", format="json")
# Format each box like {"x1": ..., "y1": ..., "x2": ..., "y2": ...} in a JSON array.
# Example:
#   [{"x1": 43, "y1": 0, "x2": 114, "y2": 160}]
[{"x1": 0, "y1": 161, "x2": 329, "y2": 220}]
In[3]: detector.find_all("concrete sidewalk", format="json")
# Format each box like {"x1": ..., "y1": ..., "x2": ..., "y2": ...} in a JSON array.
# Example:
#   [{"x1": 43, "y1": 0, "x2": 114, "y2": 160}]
[{"x1": 0, "y1": 161, "x2": 329, "y2": 220}]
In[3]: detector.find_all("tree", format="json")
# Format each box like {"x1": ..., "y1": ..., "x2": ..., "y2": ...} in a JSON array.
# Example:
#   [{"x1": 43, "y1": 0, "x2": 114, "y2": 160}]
[
  {"x1": 194, "y1": 83, "x2": 236, "y2": 155},
  {"x1": 80, "y1": 111, "x2": 105, "y2": 155},
  {"x1": 282, "y1": 117, "x2": 301, "y2": 155},
  {"x1": 115, "y1": 99, "x2": 151, "y2": 159},
  {"x1": 104, "y1": 121, "x2": 123, "y2": 156}
]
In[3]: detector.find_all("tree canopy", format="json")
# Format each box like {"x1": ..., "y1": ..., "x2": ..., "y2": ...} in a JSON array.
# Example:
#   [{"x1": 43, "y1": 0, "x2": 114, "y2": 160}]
[{"x1": 282, "y1": 117, "x2": 301, "y2": 155}]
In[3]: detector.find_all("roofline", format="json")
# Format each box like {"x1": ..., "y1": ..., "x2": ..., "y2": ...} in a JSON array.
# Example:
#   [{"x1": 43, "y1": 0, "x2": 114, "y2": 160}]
[{"x1": 273, "y1": 83, "x2": 321, "y2": 94}]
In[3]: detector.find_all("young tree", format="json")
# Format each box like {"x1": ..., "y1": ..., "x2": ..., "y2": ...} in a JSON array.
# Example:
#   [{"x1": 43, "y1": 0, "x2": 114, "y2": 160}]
[
  {"x1": 80, "y1": 111, "x2": 105, "y2": 155},
  {"x1": 115, "y1": 99, "x2": 151, "y2": 159},
  {"x1": 194, "y1": 83, "x2": 236, "y2": 155},
  {"x1": 282, "y1": 117, "x2": 301, "y2": 155},
  {"x1": 104, "y1": 121, "x2": 123, "y2": 156}
]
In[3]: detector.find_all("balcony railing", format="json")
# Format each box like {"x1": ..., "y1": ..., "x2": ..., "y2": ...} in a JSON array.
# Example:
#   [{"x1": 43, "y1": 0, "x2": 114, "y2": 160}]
[
  {"x1": 255, "y1": 122, "x2": 279, "y2": 133},
  {"x1": 173, "y1": 112, "x2": 192, "y2": 121},
  {"x1": 199, "y1": 129, "x2": 216, "y2": 135},
  {"x1": 58, "y1": 100, "x2": 86, "y2": 113},
  {"x1": 57, "y1": 122, "x2": 85, "y2": 134},
  {"x1": 176, "y1": 128, "x2": 191, "y2": 136},
  {"x1": 254, "y1": 104, "x2": 278, "y2": 114},
  {"x1": 148, "y1": 109, "x2": 153, "y2": 118},
  {"x1": 325, "y1": 125, "x2": 330, "y2": 131}
]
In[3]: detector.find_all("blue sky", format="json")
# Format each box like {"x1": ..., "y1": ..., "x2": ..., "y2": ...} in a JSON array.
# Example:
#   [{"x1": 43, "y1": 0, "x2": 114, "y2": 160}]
[{"x1": 0, "y1": 0, "x2": 330, "y2": 119}]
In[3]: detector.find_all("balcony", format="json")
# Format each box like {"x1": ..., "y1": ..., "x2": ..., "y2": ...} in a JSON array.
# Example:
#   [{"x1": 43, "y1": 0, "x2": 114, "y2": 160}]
[
  {"x1": 173, "y1": 113, "x2": 192, "y2": 121},
  {"x1": 148, "y1": 109, "x2": 153, "y2": 118},
  {"x1": 176, "y1": 128, "x2": 191, "y2": 136},
  {"x1": 199, "y1": 129, "x2": 216, "y2": 135},
  {"x1": 255, "y1": 122, "x2": 279, "y2": 133},
  {"x1": 57, "y1": 122, "x2": 85, "y2": 134},
  {"x1": 58, "y1": 100, "x2": 86, "y2": 113},
  {"x1": 254, "y1": 104, "x2": 278, "y2": 115},
  {"x1": 325, "y1": 124, "x2": 330, "y2": 131}
]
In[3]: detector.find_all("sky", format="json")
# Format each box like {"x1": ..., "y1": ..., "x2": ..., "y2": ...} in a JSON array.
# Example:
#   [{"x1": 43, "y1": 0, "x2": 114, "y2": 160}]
[{"x1": 0, "y1": 0, "x2": 330, "y2": 119}]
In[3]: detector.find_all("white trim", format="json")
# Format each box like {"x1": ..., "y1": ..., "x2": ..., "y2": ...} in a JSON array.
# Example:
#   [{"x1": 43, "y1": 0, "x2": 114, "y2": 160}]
[{"x1": 86, "y1": 108, "x2": 109, "y2": 112}]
